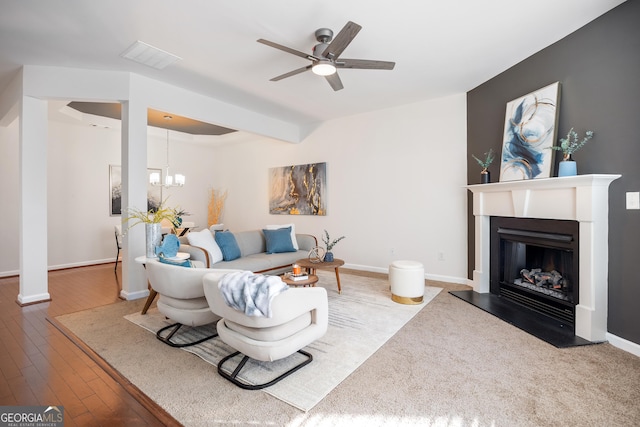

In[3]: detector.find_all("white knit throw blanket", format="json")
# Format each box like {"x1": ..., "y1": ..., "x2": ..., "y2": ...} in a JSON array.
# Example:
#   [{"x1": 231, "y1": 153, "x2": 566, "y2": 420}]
[{"x1": 218, "y1": 271, "x2": 288, "y2": 318}]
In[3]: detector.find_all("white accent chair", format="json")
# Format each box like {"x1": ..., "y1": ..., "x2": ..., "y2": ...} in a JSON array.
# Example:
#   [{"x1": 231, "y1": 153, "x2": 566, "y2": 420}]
[
  {"x1": 203, "y1": 272, "x2": 328, "y2": 390},
  {"x1": 144, "y1": 261, "x2": 235, "y2": 347}
]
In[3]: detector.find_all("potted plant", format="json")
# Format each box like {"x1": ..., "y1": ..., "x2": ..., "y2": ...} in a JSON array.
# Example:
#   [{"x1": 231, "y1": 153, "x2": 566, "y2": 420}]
[
  {"x1": 550, "y1": 128, "x2": 594, "y2": 177},
  {"x1": 322, "y1": 230, "x2": 346, "y2": 262},
  {"x1": 472, "y1": 148, "x2": 495, "y2": 184},
  {"x1": 125, "y1": 201, "x2": 187, "y2": 258}
]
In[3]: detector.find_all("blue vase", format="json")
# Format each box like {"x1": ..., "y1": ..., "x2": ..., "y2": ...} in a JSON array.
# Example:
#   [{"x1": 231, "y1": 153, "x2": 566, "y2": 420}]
[
  {"x1": 558, "y1": 160, "x2": 577, "y2": 177},
  {"x1": 155, "y1": 234, "x2": 180, "y2": 258},
  {"x1": 324, "y1": 251, "x2": 334, "y2": 262}
]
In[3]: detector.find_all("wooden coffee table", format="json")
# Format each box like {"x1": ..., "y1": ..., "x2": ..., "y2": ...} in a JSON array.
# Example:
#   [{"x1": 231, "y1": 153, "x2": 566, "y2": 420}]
[
  {"x1": 281, "y1": 274, "x2": 319, "y2": 288},
  {"x1": 295, "y1": 258, "x2": 345, "y2": 294}
]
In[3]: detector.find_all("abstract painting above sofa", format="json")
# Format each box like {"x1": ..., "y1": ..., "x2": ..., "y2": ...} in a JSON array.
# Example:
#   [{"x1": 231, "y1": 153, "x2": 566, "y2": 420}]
[{"x1": 268, "y1": 162, "x2": 326, "y2": 215}]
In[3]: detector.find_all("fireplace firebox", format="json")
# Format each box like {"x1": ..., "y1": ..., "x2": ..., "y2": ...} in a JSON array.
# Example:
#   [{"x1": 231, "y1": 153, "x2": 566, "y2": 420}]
[{"x1": 490, "y1": 217, "x2": 579, "y2": 328}]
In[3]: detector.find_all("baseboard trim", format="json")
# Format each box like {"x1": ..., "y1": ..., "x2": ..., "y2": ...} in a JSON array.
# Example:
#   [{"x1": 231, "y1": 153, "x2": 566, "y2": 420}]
[
  {"x1": 0, "y1": 259, "x2": 115, "y2": 278},
  {"x1": 425, "y1": 273, "x2": 468, "y2": 285},
  {"x1": 344, "y1": 263, "x2": 468, "y2": 285},
  {"x1": 49, "y1": 258, "x2": 114, "y2": 271},
  {"x1": 0, "y1": 270, "x2": 19, "y2": 278},
  {"x1": 345, "y1": 263, "x2": 388, "y2": 274},
  {"x1": 606, "y1": 333, "x2": 640, "y2": 357}
]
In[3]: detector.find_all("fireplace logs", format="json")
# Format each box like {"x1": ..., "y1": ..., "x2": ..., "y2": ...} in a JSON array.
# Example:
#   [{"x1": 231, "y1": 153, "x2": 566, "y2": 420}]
[
  {"x1": 520, "y1": 268, "x2": 564, "y2": 288},
  {"x1": 514, "y1": 268, "x2": 569, "y2": 301}
]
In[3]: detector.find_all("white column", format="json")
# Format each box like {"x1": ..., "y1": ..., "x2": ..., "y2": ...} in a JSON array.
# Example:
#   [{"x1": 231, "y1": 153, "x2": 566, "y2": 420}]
[
  {"x1": 472, "y1": 213, "x2": 491, "y2": 293},
  {"x1": 120, "y1": 99, "x2": 149, "y2": 300},
  {"x1": 575, "y1": 183, "x2": 610, "y2": 342},
  {"x1": 470, "y1": 191, "x2": 491, "y2": 293},
  {"x1": 18, "y1": 96, "x2": 50, "y2": 304}
]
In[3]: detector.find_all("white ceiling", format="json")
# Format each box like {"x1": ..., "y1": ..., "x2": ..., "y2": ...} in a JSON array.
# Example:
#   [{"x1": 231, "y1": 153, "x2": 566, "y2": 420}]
[{"x1": 0, "y1": 0, "x2": 626, "y2": 128}]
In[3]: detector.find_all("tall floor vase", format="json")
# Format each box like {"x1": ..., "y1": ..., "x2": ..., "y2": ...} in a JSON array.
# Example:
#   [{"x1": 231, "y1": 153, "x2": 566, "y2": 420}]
[{"x1": 145, "y1": 223, "x2": 162, "y2": 258}]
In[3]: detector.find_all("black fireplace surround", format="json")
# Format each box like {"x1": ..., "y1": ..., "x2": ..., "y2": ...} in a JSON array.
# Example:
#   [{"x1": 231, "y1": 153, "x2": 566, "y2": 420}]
[{"x1": 490, "y1": 216, "x2": 579, "y2": 330}]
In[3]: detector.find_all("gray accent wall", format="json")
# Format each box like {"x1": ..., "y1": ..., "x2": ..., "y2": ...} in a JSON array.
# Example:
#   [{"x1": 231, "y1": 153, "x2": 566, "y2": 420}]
[{"x1": 466, "y1": 0, "x2": 640, "y2": 345}]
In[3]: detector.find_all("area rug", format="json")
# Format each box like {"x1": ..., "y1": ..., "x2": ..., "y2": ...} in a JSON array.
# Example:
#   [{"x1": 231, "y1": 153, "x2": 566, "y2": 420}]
[{"x1": 55, "y1": 270, "x2": 440, "y2": 415}]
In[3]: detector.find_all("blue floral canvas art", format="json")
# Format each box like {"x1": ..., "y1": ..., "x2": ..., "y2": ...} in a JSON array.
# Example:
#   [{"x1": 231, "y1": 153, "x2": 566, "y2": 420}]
[{"x1": 499, "y1": 82, "x2": 560, "y2": 181}]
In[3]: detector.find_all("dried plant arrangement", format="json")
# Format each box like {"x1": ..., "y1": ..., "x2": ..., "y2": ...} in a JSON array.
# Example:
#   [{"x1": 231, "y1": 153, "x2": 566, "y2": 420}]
[{"x1": 207, "y1": 188, "x2": 228, "y2": 227}]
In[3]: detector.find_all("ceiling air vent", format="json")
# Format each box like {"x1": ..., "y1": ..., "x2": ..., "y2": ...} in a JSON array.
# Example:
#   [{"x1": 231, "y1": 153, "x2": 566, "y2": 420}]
[{"x1": 120, "y1": 40, "x2": 181, "y2": 70}]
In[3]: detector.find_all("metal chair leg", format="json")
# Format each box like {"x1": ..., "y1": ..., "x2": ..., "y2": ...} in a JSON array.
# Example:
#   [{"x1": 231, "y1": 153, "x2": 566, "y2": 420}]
[
  {"x1": 155, "y1": 322, "x2": 217, "y2": 348},
  {"x1": 114, "y1": 246, "x2": 120, "y2": 271},
  {"x1": 217, "y1": 350, "x2": 313, "y2": 390}
]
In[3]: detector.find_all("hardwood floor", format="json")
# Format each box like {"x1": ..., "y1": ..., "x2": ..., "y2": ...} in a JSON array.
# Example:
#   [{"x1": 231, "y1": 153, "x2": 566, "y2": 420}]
[{"x1": 0, "y1": 264, "x2": 176, "y2": 426}]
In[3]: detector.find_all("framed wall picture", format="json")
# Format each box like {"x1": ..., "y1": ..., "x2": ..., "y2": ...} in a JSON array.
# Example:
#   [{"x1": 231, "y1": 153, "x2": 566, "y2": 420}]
[
  {"x1": 269, "y1": 162, "x2": 326, "y2": 215},
  {"x1": 109, "y1": 165, "x2": 162, "y2": 216},
  {"x1": 499, "y1": 82, "x2": 560, "y2": 181}
]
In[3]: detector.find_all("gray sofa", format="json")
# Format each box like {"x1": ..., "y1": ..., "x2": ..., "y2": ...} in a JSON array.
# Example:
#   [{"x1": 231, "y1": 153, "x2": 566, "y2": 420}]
[{"x1": 178, "y1": 230, "x2": 317, "y2": 275}]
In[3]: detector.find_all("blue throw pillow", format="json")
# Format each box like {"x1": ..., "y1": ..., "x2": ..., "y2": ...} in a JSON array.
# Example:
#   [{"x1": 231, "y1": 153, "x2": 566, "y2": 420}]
[
  {"x1": 262, "y1": 226, "x2": 296, "y2": 254},
  {"x1": 214, "y1": 231, "x2": 242, "y2": 261},
  {"x1": 158, "y1": 256, "x2": 193, "y2": 268}
]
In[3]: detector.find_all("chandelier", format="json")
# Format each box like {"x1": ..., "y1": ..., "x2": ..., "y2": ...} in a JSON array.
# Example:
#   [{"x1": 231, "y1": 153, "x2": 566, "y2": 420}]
[{"x1": 150, "y1": 125, "x2": 185, "y2": 188}]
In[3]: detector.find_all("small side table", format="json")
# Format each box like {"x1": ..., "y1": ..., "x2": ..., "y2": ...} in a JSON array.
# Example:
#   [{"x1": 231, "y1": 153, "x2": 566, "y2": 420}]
[
  {"x1": 135, "y1": 252, "x2": 190, "y2": 314},
  {"x1": 281, "y1": 274, "x2": 319, "y2": 288},
  {"x1": 295, "y1": 258, "x2": 345, "y2": 294}
]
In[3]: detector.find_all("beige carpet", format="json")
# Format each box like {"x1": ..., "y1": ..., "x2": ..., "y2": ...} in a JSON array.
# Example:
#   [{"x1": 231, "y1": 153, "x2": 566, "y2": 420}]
[
  {"x1": 122, "y1": 273, "x2": 441, "y2": 411},
  {"x1": 53, "y1": 272, "x2": 640, "y2": 427}
]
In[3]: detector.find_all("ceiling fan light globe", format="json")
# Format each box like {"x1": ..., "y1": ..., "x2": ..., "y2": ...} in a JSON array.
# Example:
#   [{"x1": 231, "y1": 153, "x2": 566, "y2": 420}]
[{"x1": 312, "y1": 62, "x2": 336, "y2": 76}]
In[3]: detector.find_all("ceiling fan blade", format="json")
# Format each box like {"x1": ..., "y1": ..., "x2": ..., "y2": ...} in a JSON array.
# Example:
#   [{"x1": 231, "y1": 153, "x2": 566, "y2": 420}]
[
  {"x1": 257, "y1": 39, "x2": 316, "y2": 60},
  {"x1": 320, "y1": 21, "x2": 362, "y2": 59},
  {"x1": 270, "y1": 65, "x2": 312, "y2": 81},
  {"x1": 337, "y1": 58, "x2": 395, "y2": 70},
  {"x1": 325, "y1": 72, "x2": 344, "y2": 91}
]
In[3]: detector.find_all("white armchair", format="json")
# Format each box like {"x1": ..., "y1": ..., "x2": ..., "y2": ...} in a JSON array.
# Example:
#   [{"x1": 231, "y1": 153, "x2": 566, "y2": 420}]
[
  {"x1": 203, "y1": 272, "x2": 328, "y2": 390},
  {"x1": 144, "y1": 261, "x2": 237, "y2": 347}
]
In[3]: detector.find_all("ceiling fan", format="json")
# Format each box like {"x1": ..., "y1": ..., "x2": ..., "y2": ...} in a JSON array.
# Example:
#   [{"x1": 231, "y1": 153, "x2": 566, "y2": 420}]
[{"x1": 257, "y1": 21, "x2": 395, "y2": 91}]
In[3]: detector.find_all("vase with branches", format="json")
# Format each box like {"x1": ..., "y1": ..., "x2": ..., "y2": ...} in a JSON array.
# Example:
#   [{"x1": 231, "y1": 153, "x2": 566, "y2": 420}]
[
  {"x1": 125, "y1": 199, "x2": 188, "y2": 257},
  {"x1": 207, "y1": 188, "x2": 227, "y2": 227},
  {"x1": 322, "y1": 230, "x2": 346, "y2": 262},
  {"x1": 550, "y1": 128, "x2": 594, "y2": 176},
  {"x1": 472, "y1": 148, "x2": 495, "y2": 183}
]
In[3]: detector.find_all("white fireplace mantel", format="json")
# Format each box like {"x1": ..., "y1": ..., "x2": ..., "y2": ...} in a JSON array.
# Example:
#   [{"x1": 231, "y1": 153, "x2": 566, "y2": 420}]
[{"x1": 467, "y1": 174, "x2": 621, "y2": 342}]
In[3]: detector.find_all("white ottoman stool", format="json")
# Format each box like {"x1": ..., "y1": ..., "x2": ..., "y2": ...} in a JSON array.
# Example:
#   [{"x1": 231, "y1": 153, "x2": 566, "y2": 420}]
[{"x1": 389, "y1": 260, "x2": 425, "y2": 304}]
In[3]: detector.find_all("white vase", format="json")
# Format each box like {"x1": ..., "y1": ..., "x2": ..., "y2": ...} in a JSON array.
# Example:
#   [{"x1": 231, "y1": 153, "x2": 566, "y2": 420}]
[{"x1": 145, "y1": 223, "x2": 162, "y2": 258}]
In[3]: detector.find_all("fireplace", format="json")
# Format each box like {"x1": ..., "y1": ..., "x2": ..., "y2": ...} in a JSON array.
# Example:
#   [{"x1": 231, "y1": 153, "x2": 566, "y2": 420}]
[
  {"x1": 491, "y1": 216, "x2": 579, "y2": 328},
  {"x1": 465, "y1": 174, "x2": 620, "y2": 343}
]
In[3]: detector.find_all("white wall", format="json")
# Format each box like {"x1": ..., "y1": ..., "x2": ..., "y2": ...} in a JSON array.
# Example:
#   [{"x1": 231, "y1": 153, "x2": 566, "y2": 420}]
[
  {"x1": 0, "y1": 93, "x2": 468, "y2": 283},
  {"x1": 0, "y1": 119, "x2": 20, "y2": 274},
  {"x1": 0, "y1": 114, "x2": 219, "y2": 275},
  {"x1": 212, "y1": 93, "x2": 469, "y2": 282}
]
